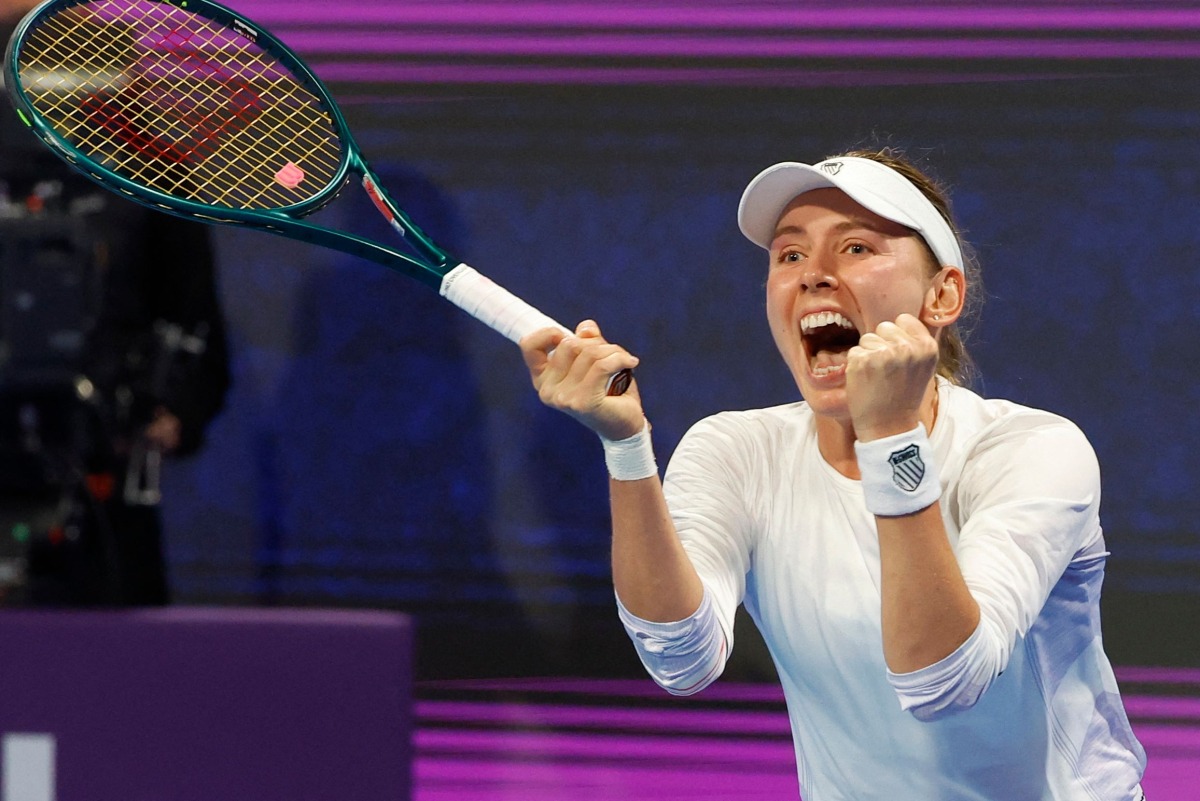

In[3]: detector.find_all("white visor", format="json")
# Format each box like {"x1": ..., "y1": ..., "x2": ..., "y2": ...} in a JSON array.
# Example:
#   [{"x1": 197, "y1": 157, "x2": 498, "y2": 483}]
[{"x1": 737, "y1": 156, "x2": 963, "y2": 270}]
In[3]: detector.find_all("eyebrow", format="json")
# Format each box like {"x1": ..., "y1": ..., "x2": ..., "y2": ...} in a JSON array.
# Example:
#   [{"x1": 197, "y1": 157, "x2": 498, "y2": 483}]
[{"x1": 771, "y1": 217, "x2": 907, "y2": 245}]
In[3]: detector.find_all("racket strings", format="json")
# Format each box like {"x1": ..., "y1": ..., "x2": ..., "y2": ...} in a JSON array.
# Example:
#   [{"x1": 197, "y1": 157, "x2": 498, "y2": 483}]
[
  {"x1": 27, "y1": 8, "x2": 315, "y2": 208},
  {"x1": 18, "y1": 0, "x2": 344, "y2": 211},
  {"x1": 34, "y1": 9, "x2": 250, "y2": 171},
  {"x1": 31, "y1": 8, "x2": 255, "y2": 188},
  {"x1": 117, "y1": 19, "x2": 332, "y2": 206},
  {"x1": 24, "y1": 13, "x2": 138, "y2": 138},
  {"x1": 36, "y1": 2, "x2": 341, "y2": 206},
  {"x1": 122, "y1": 7, "x2": 341, "y2": 207}
]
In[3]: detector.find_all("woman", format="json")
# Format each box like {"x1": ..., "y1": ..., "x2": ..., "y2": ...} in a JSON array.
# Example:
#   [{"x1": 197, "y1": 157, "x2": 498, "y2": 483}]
[{"x1": 520, "y1": 148, "x2": 1147, "y2": 800}]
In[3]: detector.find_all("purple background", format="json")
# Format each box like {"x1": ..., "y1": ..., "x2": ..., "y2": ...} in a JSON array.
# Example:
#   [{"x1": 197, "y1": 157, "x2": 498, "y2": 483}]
[{"x1": 0, "y1": 608, "x2": 413, "y2": 800}]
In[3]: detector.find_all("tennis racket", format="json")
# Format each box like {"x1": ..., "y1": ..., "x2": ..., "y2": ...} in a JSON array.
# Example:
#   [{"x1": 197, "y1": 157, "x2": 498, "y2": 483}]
[{"x1": 4, "y1": 0, "x2": 632, "y2": 395}]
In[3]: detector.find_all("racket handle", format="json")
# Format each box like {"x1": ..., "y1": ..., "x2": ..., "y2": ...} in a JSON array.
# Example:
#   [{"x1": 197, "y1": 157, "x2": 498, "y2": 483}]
[{"x1": 440, "y1": 264, "x2": 632, "y2": 396}]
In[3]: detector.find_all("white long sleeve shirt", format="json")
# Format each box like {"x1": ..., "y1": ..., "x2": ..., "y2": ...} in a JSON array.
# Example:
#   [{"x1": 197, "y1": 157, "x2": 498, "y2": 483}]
[{"x1": 620, "y1": 380, "x2": 1146, "y2": 801}]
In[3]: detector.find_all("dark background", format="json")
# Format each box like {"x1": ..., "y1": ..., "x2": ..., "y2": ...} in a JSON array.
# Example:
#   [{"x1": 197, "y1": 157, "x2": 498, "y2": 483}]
[{"x1": 21, "y1": 1, "x2": 1200, "y2": 679}]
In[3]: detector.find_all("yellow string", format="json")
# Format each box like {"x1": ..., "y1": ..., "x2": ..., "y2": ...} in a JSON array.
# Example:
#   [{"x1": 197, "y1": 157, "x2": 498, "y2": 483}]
[{"x1": 17, "y1": 0, "x2": 343, "y2": 211}]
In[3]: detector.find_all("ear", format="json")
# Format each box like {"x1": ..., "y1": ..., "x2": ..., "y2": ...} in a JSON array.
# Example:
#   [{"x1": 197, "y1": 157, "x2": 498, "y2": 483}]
[{"x1": 921, "y1": 266, "x2": 966, "y2": 329}]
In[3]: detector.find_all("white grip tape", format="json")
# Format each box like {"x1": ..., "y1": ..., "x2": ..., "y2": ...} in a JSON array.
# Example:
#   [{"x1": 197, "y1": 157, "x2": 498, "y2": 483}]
[{"x1": 440, "y1": 263, "x2": 566, "y2": 344}]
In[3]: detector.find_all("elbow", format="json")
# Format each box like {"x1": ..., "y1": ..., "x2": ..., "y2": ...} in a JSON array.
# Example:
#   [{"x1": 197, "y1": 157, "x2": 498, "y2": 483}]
[
  {"x1": 886, "y1": 622, "x2": 1006, "y2": 722},
  {"x1": 643, "y1": 634, "x2": 728, "y2": 697},
  {"x1": 659, "y1": 648, "x2": 726, "y2": 696},
  {"x1": 619, "y1": 588, "x2": 729, "y2": 697},
  {"x1": 898, "y1": 682, "x2": 989, "y2": 722}
]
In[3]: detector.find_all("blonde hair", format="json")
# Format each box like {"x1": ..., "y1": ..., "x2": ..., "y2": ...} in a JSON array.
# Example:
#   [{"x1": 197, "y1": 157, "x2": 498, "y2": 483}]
[{"x1": 833, "y1": 147, "x2": 981, "y2": 386}]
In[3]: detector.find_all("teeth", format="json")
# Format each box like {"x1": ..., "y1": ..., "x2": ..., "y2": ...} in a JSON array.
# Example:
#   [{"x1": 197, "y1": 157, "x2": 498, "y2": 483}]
[
  {"x1": 800, "y1": 311, "x2": 855, "y2": 334},
  {"x1": 812, "y1": 364, "x2": 844, "y2": 376}
]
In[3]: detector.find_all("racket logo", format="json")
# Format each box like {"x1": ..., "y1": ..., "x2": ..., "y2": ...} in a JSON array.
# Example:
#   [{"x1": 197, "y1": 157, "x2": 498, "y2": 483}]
[
  {"x1": 82, "y1": 81, "x2": 261, "y2": 165},
  {"x1": 820, "y1": 161, "x2": 843, "y2": 175},
  {"x1": 80, "y1": 30, "x2": 264, "y2": 166},
  {"x1": 231, "y1": 19, "x2": 259, "y2": 43},
  {"x1": 275, "y1": 162, "x2": 305, "y2": 189}
]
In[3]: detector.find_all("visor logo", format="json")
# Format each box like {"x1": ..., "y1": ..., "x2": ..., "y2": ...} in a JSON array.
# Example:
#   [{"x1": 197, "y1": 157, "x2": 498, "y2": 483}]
[
  {"x1": 889, "y1": 445, "x2": 925, "y2": 492},
  {"x1": 820, "y1": 161, "x2": 843, "y2": 175}
]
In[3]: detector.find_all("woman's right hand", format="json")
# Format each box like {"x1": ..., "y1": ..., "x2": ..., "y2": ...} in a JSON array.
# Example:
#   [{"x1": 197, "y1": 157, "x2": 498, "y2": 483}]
[{"x1": 520, "y1": 319, "x2": 645, "y2": 441}]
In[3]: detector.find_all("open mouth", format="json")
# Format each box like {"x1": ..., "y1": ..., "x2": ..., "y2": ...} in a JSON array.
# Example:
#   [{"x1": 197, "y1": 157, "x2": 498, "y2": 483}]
[{"x1": 800, "y1": 311, "x2": 860, "y2": 377}]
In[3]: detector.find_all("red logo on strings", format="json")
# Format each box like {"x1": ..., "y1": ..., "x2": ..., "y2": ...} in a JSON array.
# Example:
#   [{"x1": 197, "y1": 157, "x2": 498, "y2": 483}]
[{"x1": 81, "y1": 24, "x2": 263, "y2": 165}]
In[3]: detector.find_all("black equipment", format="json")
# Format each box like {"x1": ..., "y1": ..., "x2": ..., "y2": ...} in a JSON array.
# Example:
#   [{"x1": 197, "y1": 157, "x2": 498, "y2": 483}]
[{"x1": 0, "y1": 203, "x2": 105, "y2": 602}]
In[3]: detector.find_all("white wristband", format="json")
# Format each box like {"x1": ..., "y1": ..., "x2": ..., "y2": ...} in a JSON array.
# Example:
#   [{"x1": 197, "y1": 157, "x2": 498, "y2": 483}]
[
  {"x1": 601, "y1": 421, "x2": 658, "y2": 481},
  {"x1": 854, "y1": 423, "x2": 941, "y2": 517}
]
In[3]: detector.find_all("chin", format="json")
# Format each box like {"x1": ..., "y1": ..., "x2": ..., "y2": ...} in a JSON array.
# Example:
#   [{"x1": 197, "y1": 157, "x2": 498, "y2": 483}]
[
  {"x1": 793, "y1": 375, "x2": 850, "y2": 418},
  {"x1": 806, "y1": 394, "x2": 851, "y2": 421}
]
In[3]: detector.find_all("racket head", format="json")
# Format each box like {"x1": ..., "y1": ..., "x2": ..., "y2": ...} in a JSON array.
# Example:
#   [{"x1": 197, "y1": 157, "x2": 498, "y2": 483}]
[{"x1": 4, "y1": 0, "x2": 356, "y2": 226}]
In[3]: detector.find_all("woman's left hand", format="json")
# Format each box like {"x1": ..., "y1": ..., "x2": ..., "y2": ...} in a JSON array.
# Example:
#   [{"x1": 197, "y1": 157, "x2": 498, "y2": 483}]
[
  {"x1": 144, "y1": 406, "x2": 183, "y2": 453},
  {"x1": 845, "y1": 313, "x2": 938, "y2": 441}
]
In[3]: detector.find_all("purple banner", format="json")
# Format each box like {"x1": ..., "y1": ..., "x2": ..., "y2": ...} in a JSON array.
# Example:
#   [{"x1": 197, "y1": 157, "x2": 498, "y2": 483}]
[{"x1": 0, "y1": 607, "x2": 413, "y2": 801}]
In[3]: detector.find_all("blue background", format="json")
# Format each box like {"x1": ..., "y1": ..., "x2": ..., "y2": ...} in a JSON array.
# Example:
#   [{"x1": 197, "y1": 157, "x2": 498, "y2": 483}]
[{"x1": 160, "y1": 75, "x2": 1200, "y2": 677}]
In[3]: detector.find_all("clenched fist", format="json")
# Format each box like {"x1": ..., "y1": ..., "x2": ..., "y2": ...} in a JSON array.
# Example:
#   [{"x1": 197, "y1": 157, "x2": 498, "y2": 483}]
[{"x1": 845, "y1": 313, "x2": 939, "y2": 442}]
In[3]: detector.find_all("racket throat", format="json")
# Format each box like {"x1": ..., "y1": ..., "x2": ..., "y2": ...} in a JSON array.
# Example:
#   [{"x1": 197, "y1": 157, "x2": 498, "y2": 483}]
[
  {"x1": 362, "y1": 175, "x2": 408, "y2": 237},
  {"x1": 361, "y1": 173, "x2": 452, "y2": 270}
]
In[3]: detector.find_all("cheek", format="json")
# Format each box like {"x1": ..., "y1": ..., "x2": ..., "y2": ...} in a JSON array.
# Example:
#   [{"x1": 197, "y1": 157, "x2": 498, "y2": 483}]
[
  {"x1": 765, "y1": 267, "x2": 801, "y2": 307},
  {"x1": 764, "y1": 274, "x2": 805, "y2": 363},
  {"x1": 846, "y1": 261, "x2": 930, "y2": 321},
  {"x1": 764, "y1": 273, "x2": 794, "y2": 333}
]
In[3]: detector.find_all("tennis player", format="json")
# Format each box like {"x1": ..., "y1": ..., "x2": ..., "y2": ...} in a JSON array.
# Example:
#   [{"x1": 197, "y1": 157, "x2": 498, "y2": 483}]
[{"x1": 520, "y1": 148, "x2": 1147, "y2": 800}]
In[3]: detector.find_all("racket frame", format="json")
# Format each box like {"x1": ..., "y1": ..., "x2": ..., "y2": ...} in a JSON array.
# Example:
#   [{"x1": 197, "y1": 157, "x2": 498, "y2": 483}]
[
  {"x1": 5, "y1": 0, "x2": 634, "y2": 394},
  {"x1": 4, "y1": 0, "x2": 452, "y2": 289}
]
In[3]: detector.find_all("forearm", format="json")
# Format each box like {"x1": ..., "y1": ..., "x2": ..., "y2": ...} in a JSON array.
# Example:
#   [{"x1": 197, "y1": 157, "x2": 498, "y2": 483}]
[
  {"x1": 877, "y1": 502, "x2": 980, "y2": 673},
  {"x1": 610, "y1": 476, "x2": 704, "y2": 623},
  {"x1": 517, "y1": 320, "x2": 700, "y2": 619}
]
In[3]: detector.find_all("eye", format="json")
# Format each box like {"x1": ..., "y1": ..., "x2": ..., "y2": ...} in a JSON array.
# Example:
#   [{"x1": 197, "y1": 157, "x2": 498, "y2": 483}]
[
  {"x1": 845, "y1": 242, "x2": 873, "y2": 255},
  {"x1": 776, "y1": 249, "x2": 805, "y2": 265}
]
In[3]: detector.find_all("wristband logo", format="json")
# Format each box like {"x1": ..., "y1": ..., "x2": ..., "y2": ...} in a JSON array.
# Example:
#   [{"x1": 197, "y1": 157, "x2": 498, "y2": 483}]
[{"x1": 888, "y1": 445, "x2": 925, "y2": 492}]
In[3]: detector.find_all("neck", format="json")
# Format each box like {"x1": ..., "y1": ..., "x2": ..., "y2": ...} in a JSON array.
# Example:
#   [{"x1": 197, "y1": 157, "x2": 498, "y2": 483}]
[{"x1": 816, "y1": 379, "x2": 941, "y2": 480}]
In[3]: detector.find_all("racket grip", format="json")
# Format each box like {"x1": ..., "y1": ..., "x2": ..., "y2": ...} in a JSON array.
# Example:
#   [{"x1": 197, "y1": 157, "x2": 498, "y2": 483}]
[{"x1": 439, "y1": 264, "x2": 632, "y2": 396}]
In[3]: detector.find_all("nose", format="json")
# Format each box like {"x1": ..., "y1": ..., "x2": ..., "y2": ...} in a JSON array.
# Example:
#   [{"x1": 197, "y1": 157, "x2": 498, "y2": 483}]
[{"x1": 799, "y1": 261, "x2": 838, "y2": 293}]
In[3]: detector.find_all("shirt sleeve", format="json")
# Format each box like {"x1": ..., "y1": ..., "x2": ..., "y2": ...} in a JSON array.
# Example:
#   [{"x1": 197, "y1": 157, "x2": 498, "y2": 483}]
[
  {"x1": 887, "y1": 413, "x2": 1105, "y2": 719},
  {"x1": 618, "y1": 413, "x2": 759, "y2": 693},
  {"x1": 664, "y1": 414, "x2": 762, "y2": 658},
  {"x1": 616, "y1": 586, "x2": 728, "y2": 696}
]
